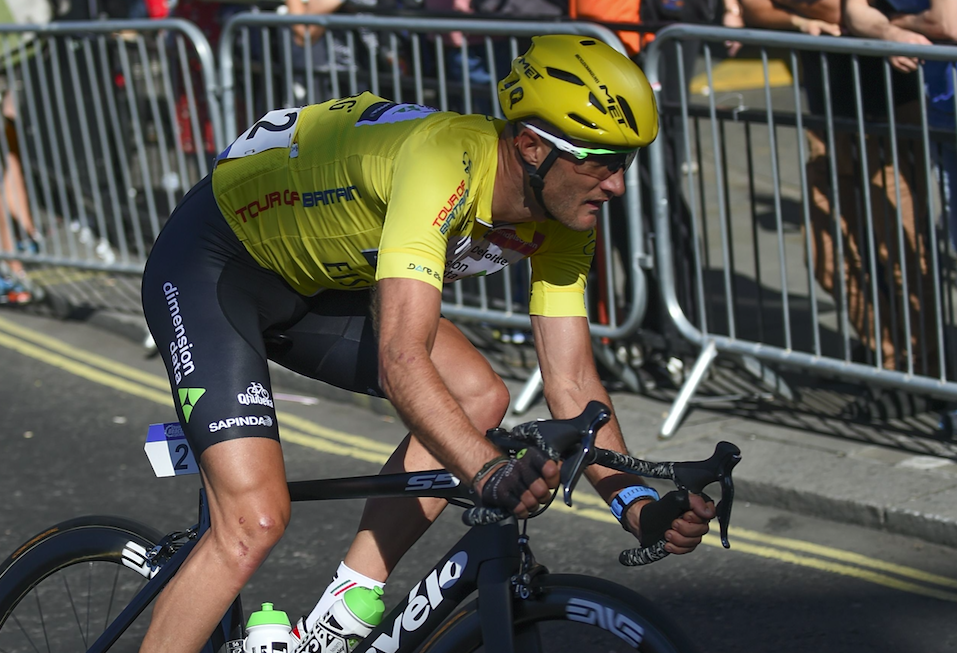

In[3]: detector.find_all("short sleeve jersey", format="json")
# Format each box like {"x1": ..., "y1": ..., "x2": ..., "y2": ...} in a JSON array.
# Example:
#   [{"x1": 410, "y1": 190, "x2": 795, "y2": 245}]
[{"x1": 211, "y1": 92, "x2": 595, "y2": 317}]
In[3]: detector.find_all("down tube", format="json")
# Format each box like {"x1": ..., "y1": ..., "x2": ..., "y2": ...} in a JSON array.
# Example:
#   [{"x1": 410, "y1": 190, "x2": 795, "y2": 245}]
[{"x1": 353, "y1": 519, "x2": 521, "y2": 653}]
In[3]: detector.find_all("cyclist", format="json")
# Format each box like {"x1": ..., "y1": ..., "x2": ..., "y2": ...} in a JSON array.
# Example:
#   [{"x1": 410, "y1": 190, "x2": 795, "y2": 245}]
[{"x1": 140, "y1": 34, "x2": 715, "y2": 653}]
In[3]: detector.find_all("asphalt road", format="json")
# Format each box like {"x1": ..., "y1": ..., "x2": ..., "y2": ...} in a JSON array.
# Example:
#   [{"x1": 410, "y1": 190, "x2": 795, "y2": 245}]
[{"x1": 1, "y1": 309, "x2": 956, "y2": 652}]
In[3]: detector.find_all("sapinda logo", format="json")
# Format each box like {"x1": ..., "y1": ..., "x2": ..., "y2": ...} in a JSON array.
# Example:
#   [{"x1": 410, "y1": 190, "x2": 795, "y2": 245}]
[
  {"x1": 208, "y1": 415, "x2": 275, "y2": 432},
  {"x1": 367, "y1": 552, "x2": 467, "y2": 653}
]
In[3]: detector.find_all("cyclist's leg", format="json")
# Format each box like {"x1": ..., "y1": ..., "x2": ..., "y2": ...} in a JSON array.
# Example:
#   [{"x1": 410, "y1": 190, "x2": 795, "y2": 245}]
[
  {"x1": 269, "y1": 306, "x2": 509, "y2": 582},
  {"x1": 140, "y1": 178, "x2": 304, "y2": 653},
  {"x1": 142, "y1": 440, "x2": 289, "y2": 653}
]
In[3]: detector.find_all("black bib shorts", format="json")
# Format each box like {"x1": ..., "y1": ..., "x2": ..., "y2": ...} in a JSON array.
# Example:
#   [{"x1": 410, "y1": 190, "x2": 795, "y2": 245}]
[{"x1": 141, "y1": 177, "x2": 383, "y2": 456}]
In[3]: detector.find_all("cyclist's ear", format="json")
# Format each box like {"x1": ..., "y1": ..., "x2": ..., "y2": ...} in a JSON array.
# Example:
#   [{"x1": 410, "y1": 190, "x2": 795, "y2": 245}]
[{"x1": 512, "y1": 124, "x2": 548, "y2": 168}]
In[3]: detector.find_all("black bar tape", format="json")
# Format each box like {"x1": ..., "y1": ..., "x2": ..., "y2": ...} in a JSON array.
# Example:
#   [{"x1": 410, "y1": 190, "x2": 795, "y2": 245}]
[
  {"x1": 619, "y1": 540, "x2": 670, "y2": 566},
  {"x1": 593, "y1": 449, "x2": 677, "y2": 480},
  {"x1": 504, "y1": 422, "x2": 562, "y2": 460},
  {"x1": 462, "y1": 506, "x2": 509, "y2": 526}
]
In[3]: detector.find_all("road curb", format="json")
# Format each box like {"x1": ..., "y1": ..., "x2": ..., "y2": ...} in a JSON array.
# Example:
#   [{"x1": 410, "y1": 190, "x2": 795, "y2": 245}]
[{"x1": 734, "y1": 479, "x2": 957, "y2": 549}]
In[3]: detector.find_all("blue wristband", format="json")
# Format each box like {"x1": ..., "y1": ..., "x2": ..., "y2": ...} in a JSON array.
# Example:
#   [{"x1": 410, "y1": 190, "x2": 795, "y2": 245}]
[{"x1": 610, "y1": 485, "x2": 660, "y2": 524}]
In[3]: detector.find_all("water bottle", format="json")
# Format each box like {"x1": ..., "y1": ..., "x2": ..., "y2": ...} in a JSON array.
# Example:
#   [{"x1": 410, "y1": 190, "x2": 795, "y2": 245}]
[
  {"x1": 318, "y1": 586, "x2": 386, "y2": 651},
  {"x1": 245, "y1": 602, "x2": 293, "y2": 653}
]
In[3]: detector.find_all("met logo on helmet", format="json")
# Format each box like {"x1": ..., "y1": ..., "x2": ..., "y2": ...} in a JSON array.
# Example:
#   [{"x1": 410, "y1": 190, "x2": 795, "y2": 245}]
[
  {"x1": 519, "y1": 57, "x2": 542, "y2": 80},
  {"x1": 599, "y1": 85, "x2": 627, "y2": 127}
]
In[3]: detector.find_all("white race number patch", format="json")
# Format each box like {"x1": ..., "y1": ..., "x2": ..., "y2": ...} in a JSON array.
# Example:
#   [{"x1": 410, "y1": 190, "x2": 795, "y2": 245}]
[
  {"x1": 217, "y1": 109, "x2": 301, "y2": 162},
  {"x1": 144, "y1": 422, "x2": 199, "y2": 477}
]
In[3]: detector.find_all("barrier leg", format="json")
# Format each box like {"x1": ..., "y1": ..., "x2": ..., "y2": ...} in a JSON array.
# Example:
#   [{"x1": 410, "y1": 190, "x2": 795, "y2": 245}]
[
  {"x1": 511, "y1": 365, "x2": 543, "y2": 416},
  {"x1": 738, "y1": 354, "x2": 793, "y2": 401},
  {"x1": 592, "y1": 341, "x2": 641, "y2": 393},
  {"x1": 658, "y1": 339, "x2": 718, "y2": 440}
]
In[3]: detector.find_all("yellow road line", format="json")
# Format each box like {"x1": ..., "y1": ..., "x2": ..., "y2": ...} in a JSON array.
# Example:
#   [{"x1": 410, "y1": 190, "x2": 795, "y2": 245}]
[
  {"x1": 713, "y1": 537, "x2": 957, "y2": 603},
  {"x1": 0, "y1": 315, "x2": 169, "y2": 391},
  {"x1": 280, "y1": 427, "x2": 389, "y2": 465},
  {"x1": 0, "y1": 322, "x2": 382, "y2": 462},
  {"x1": 0, "y1": 330, "x2": 174, "y2": 406},
  {"x1": 551, "y1": 501, "x2": 957, "y2": 602},
  {"x1": 559, "y1": 485, "x2": 957, "y2": 597},
  {"x1": 25, "y1": 268, "x2": 104, "y2": 286},
  {"x1": 730, "y1": 526, "x2": 957, "y2": 590},
  {"x1": 278, "y1": 412, "x2": 395, "y2": 456},
  {"x1": 2, "y1": 321, "x2": 957, "y2": 603},
  {"x1": 0, "y1": 315, "x2": 394, "y2": 454}
]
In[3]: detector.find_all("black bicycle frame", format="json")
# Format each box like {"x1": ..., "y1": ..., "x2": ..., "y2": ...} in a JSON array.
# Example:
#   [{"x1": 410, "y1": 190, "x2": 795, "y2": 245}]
[{"x1": 85, "y1": 470, "x2": 525, "y2": 653}]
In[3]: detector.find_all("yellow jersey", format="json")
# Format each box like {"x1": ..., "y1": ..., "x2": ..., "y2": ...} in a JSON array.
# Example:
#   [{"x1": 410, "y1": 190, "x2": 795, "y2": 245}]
[{"x1": 212, "y1": 92, "x2": 594, "y2": 317}]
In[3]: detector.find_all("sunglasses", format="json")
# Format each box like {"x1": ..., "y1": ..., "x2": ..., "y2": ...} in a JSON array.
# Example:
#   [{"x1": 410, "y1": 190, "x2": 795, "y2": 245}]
[{"x1": 523, "y1": 122, "x2": 638, "y2": 178}]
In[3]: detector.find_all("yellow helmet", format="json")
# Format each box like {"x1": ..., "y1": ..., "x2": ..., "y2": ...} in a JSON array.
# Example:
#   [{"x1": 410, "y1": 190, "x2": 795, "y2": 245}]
[{"x1": 498, "y1": 34, "x2": 658, "y2": 150}]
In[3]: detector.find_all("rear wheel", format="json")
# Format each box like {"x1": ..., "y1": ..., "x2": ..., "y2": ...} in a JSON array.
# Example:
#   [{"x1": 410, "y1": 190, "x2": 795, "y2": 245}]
[
  {"x1": 0, "y1": 516, "x2": 163, "y2": 653},
  {"x1": 420, "y1": 573, "x2": 700, "y2": 653}
]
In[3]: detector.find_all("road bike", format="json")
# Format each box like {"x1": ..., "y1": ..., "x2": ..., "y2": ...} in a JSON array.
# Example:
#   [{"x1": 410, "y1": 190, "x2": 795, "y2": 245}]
[{"x1": 0, "y1": 401, "x2": 741, "y2": 653}]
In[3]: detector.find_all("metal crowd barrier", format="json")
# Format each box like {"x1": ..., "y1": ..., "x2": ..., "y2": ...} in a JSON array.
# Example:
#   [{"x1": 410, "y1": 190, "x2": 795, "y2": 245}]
[
  {"x1": 0, "y1": 19, "x2": 222, "y2": 277},
  {"x1": 643, "y1": 25, "x2": 957, "y2": 437},
  {"x1": 11, "y1": 15, "x2": 957, "y2": 430}
]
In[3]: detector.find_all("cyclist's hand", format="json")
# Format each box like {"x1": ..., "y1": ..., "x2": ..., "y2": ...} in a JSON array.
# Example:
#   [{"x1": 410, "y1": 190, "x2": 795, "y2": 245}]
[
  {"x1": 475, "y1": 448, "x2": 560, "y2": 518},
  {"x1": 626, "y1": 493, "x2": 715, "y2": 554}
]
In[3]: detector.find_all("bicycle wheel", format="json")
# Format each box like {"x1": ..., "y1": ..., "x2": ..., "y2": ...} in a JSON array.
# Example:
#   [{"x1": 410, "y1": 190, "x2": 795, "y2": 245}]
[
  {"x1": 0, "y1": 515, "x2": 164, "y2": 653},
  {"x1": 420, "y1": 573, "x2": 701, "y2": 653}
]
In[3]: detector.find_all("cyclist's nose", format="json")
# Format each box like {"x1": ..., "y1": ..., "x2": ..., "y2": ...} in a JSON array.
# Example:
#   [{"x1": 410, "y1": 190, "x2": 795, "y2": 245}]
[{"x1": 599, "y1": 168, "x2": 626, "y2": 197}]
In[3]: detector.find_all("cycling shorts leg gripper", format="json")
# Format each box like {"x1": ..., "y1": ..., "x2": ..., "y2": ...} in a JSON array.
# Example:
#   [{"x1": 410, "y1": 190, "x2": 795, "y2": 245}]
[{"x1": 142, "y1": 178, "x2": 299, "y2": 456}]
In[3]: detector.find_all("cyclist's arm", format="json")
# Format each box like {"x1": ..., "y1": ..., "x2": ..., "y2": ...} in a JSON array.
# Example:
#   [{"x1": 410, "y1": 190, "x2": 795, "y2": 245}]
[
  {"x1": 375, "y1": 277, "x2": 503, "y2": 484},
  {"x1": 529, "y1": 315, "x2": 630, "y2": 494},
  {"x1": 531, "y1": 314, "x2": 713, "y2": 553}
]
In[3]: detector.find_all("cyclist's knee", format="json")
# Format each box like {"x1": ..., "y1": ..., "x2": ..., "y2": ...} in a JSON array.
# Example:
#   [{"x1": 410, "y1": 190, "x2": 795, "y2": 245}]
[
  {"x1": 460, "y1": 373, "x2": 510, "y2": 432},
  {"x1": 211, "y1": 502, "x2": 289, "y2": 577}
]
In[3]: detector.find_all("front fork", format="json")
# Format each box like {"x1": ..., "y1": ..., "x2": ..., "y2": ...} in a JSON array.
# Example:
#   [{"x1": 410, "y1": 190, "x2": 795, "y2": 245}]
[
  {"x1": 511, "y1": 528, "x2": 549, "y2": 600},
  {"x1": 476, "y1": 521, "x2": 549, "y2": 653}
]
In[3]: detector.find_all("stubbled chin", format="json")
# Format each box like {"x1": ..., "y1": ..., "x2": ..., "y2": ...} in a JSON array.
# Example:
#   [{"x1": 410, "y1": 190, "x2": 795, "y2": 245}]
[{"x1": 565, "y1": 212, "x2": 598, "y2": 232}]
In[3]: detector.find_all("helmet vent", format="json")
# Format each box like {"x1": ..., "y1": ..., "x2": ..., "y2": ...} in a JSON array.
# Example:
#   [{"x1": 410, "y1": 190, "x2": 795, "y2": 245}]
[
  {"x1": 546, "y1": 67, "x2": 585, "y2": 86},
  {"x1": 579, "y1": 39, "x2": 597, "y2": 46},
  {"x1": 617, "y1": 95, "x2": 640, "y2": 135},
  {"x1": 568, "y1": 113, "x2": 598, "y2": 130},
  {"x1": 588, "y1": 92, "x2": 607, "y2": 114}
]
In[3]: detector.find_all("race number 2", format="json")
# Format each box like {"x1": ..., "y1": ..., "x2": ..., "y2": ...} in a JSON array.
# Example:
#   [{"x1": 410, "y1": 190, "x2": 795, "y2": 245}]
[
  {"x1": 144, "y1": 422, "x2": 199, "y2": 477},
  {"x1": 217, "y1": 108, "x2": 301, "y2": 162}
]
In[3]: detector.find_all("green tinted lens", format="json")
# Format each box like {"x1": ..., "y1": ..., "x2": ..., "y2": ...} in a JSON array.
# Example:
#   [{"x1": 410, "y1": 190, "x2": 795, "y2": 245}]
[{"x1": 587, "y1": 149, "x2": 638, "y2": 174}]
